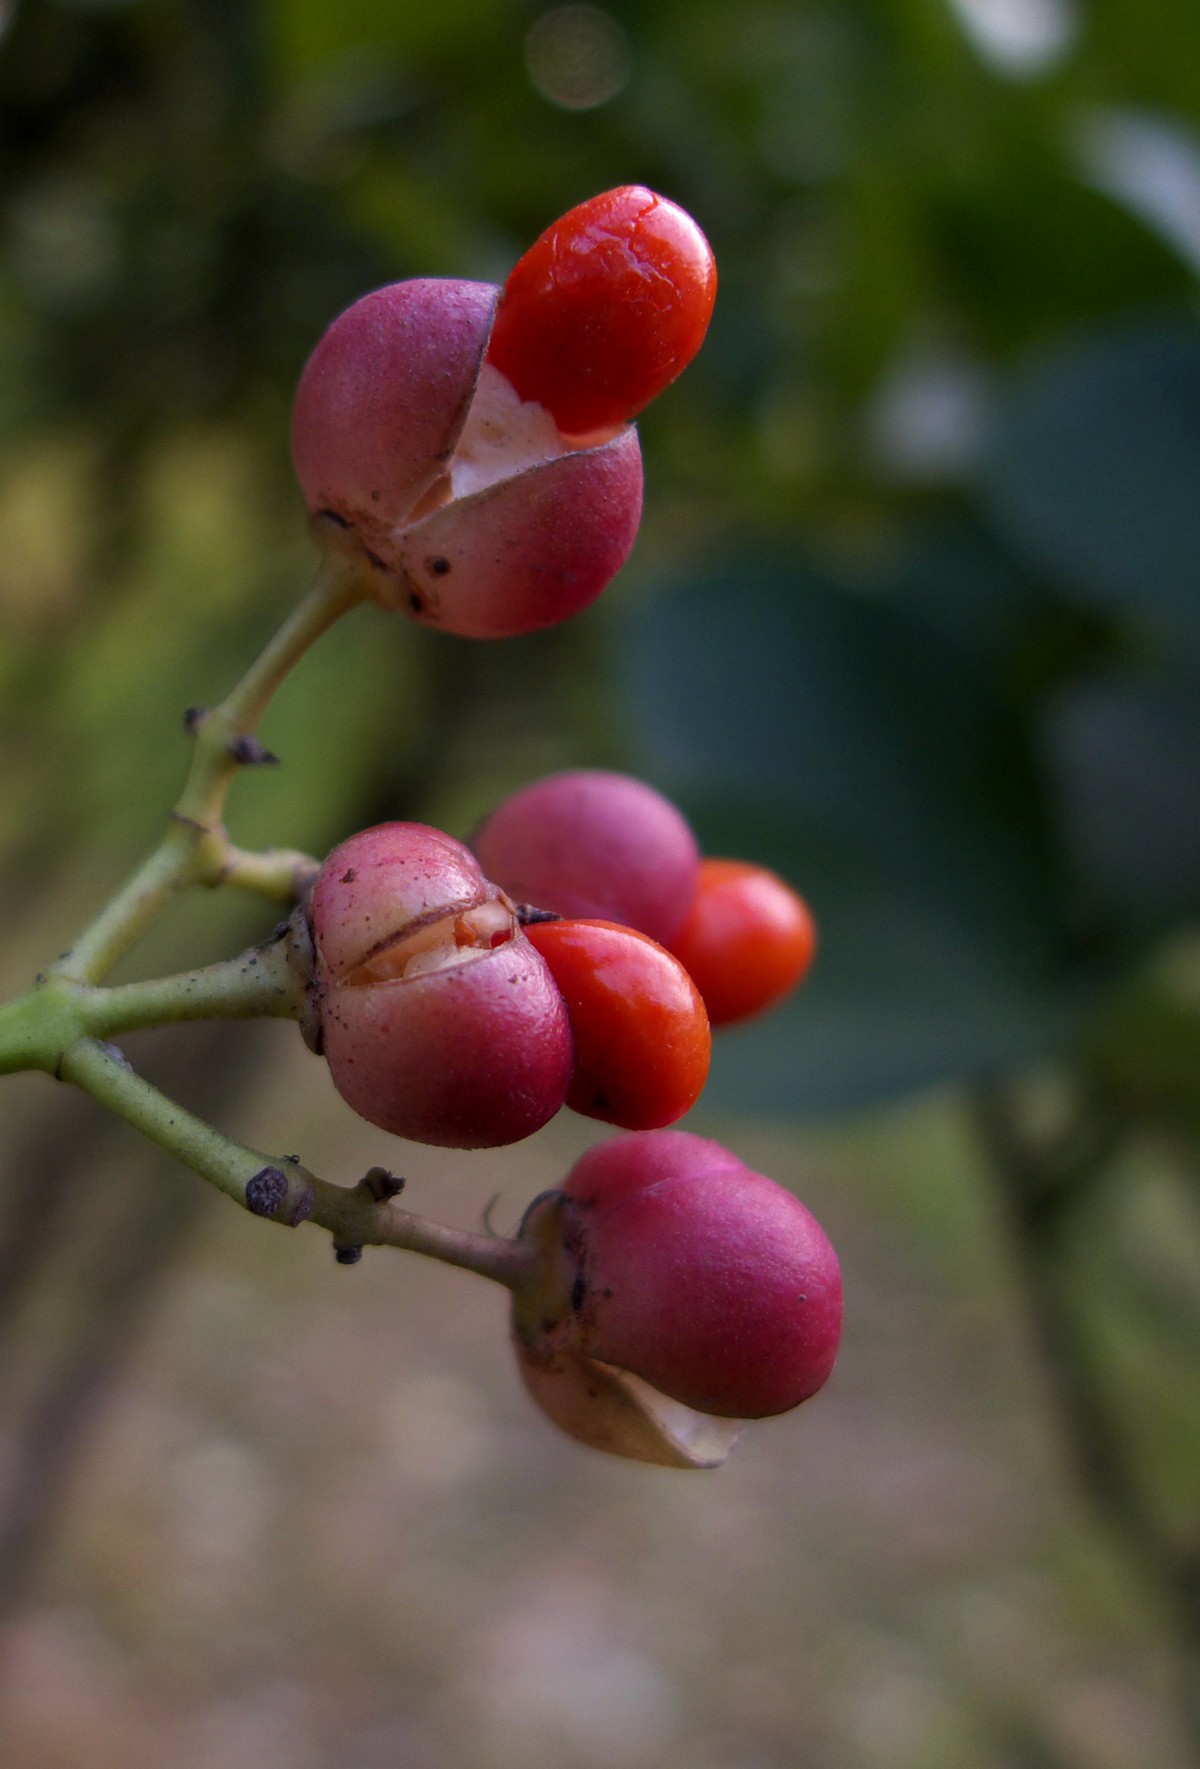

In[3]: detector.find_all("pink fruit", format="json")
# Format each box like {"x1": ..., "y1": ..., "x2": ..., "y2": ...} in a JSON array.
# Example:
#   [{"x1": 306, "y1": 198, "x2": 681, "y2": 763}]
[
  {"x1": 513, "y1": 1130, "x2": 842, "y2": 1427},
  {"x1": 309, "y1": 823, "x2": 573, "y2": 1148},
  {"x1": 472, "y1": 770, "x2": 699, "y2": 944},
  {"x1": 291, "y1": 281, "x2": 643, "y2": 638}
]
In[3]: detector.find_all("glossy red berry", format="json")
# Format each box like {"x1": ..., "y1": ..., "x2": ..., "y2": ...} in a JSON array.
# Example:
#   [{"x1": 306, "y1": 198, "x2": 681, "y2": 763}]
[
  {"x1": 309, "y1": 823, "x2": 572, "y2": 1148},
  {"x1": 669, "y1": 859, "x2": 817, "y2": 1026},
  {"x1": 471, "y1": 770, "x2": 699, "y2": 946},
  {"x1": 524, "y1": 920, "x2": 710, "y2": 1130},
  {"x1": 291, "y1": 279, "x2": 643, "y2": 637},
  {"x1": 486, "y1": 186, "x2": 717, "y2": 437},
  {"x1": 513, "y1": 1129, "x2": 842, "y2": 1438}
]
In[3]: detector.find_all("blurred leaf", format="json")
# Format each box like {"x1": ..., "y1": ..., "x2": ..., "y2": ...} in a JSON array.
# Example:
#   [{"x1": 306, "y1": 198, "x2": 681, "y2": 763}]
[
  {"x1": 621, "y1": 552, "x2": 1073, "y2": 1114},
  {"x1": 982, "y1": 315, "x2": 1200, "y2": 639},
  {"x1": 266, "y1": 0, "x2": 510, "y2": 72},
  {"x1": 1087, "y1": 969, "x2": 1200, "y2": 1138},
  {"x1": 1041, "y1": 666, "x2": 1200, "y2": 931}
]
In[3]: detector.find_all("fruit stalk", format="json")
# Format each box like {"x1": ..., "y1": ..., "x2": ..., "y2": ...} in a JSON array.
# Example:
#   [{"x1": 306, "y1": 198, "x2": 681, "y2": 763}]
[{"x1": 56, "y1": 1036, "x2": 538, "y2": 1285}]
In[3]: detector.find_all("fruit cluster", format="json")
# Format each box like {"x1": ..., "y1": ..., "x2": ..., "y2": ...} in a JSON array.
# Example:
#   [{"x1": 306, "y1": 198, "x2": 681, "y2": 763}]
[
  {"x1": 1, "y1": 187, "x2": 840, "y2": 1474},
  {"x1": 302, "y1": 768, "x2": 830, "y2": 1460},
  {"x1": 306, "y1": 770, "x2": 815, "y2": 1151},
  {"x1": 286, "y1": 194, "x2": 837, "y2": 1462}
]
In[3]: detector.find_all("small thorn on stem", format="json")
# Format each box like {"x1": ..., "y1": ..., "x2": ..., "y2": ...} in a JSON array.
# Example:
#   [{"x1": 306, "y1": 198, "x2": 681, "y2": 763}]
[
  {"x1": 334, "y1": 1243, "x2": 363, "y2": 1265},
  {"x1": 228, "y1": 735, "x2": 280, "y2": 766},
  {"x1": 360, "y1": 1165, "x2": 405, "y2": 1203},
  {"x1": 515, "y1": 904, "x2": 562, "y2": 925}
]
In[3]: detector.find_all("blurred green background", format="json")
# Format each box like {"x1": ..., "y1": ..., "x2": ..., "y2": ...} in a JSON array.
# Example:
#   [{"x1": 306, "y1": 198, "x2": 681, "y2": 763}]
[{"x1": 1, "y1": 0, "x2": 1199, "y2": 1764}]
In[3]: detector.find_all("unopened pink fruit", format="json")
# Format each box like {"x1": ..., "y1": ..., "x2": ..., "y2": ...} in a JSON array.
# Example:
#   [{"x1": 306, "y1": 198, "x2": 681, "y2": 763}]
[
  {"x1": 515, "y1": 1130, "x2": 842, "y2": 1420},
  {"x1": 472, "y1": 770, "x2": 699, "y2": 944}
]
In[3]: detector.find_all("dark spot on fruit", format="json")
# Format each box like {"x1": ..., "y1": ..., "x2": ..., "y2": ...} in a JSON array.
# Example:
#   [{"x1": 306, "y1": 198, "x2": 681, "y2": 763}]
[
  {"x1": 409, "y1": 590, "x2": 424, "y2": 613},
  {"x1": 427, "y1": 556, "x2": 451, "y2": 576},
  {"x1": 340, "y1": 868, "x2": 357, "y2": 883},
  {"x1": 570, "y1": 1274, "x2": 586, "y2": 1313}
]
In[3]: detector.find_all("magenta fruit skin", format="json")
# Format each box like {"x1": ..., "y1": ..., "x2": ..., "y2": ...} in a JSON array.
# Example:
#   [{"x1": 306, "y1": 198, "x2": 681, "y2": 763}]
[
  {"x1": 291, "y1": 279, "x2": 644, "y2": 639},
  {"x1": 390, "y1": 429, "x2": 642, "y2": 639},
  {"x1": 524, "y1": 1130, "x2": 843, "y2": 1418},
  {"x1": 310, "y1": 823, "x2": 573, "y2": 1149},
  {"x1": 292, "y1": 280, "x2": 499, "y2": 556},
  {"x1": 472, "y1": 770, "x2": 699, "y2": 944}
]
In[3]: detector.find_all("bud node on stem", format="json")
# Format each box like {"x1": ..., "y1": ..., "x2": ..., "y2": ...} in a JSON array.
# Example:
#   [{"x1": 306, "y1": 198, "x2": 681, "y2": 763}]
[
  {"x1": 246, "y1": 1166, "x2": 288, "y2": 1217},
  {"x1": 246, "y1": 1165, "x2": 314, "y2": 1225},
  {"x1": 360, "y1": 1166, "x2": 406, "y2": 1202},
  {"x1": 228, "y1": 735, "x2": 280, "y2": 766}
]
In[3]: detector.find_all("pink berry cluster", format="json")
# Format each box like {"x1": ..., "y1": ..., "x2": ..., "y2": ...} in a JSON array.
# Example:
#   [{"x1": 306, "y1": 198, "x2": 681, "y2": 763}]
[
  {"x1": 291, "y1": 191, "x2": 839, "y2": 1461},
  {"x1": 304, "y1": 771, "x2": 816, "y2": 1152},
  {"x1": 302, "y1": 773, "x2": 835, "y2": 1458}
]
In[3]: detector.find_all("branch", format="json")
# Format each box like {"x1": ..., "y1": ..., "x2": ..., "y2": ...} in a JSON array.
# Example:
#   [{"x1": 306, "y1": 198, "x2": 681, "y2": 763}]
[
  {"x1": 56, "y1": 1038, "x2": 536, "y2": 1290},
  {"x1": 50, "y1": 557, "x2": 363, "y2": 986},
  {"x1": 970, "y1": 1080, "x2": 1200, "y2": 1754}
]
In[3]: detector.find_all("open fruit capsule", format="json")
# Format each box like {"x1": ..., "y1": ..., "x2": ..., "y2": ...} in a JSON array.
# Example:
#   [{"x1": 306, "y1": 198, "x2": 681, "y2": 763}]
[
  {"x1": 308, "y1": 823, "x2": 573, "y2": 1148},
  {"x1": 291, "y1": 278, "x2": 643, "y2": 638}
]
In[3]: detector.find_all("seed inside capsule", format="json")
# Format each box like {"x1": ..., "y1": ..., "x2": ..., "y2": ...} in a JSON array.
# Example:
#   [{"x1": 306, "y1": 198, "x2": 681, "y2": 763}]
[{"x1": 345, "y1": 897, "x2": 518, "y2": 986}]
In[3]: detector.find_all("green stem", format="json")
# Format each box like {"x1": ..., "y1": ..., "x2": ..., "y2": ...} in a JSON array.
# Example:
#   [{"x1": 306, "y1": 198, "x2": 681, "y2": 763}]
[
  {"x1": 50, "y1": 819, "x2": 217, "y2": 991},
  {"x1": 0, "y1": 983, "x2": 86, "y2": 1076},
  {"x1": 174, "y1": 558, "x2": 365, "y2": 829},
  {"x1": 219, "y1": 844, "x2": 320, "y2": 904},
  {"x1": 51, "y1": 556, "x2": 363, "y2": 986},
  {"x1": 58, "y1": 1037, "x2": 316, "y2": 1217},
  {"x1": 80, "y1": 942, "x2": 306, "y2": 1038},
  {"x1": 57, "y1": 1038, "x2": 536, "y2": 1288},
  {"x1": 0, "y1": 924, "x2": 310, "y2": 1072}
]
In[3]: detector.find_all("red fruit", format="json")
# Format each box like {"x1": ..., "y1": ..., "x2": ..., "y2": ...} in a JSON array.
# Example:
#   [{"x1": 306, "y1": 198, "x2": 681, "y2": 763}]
[
  {"x1": 309, "y1": 823, "x2": 572, "y2": 1148},
  {"x1": 514, "y1": 1129, "x2": 842, "y2": 1424},
  {"x1": 486, "y1": 185, "x2": 717, "y2": 437},
  {"x1": 670, "y1": 859, "x2": 816, "y2": 1026},
  {"x1": 471, "y1": 769, "x2": 699, "y2": 946},
  {"x1": 525, "y1": 920, "x2": 710, "y2": 1130},
  {"x1": 291, "y1": 280, "x2": 643, "y2": 637}
]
